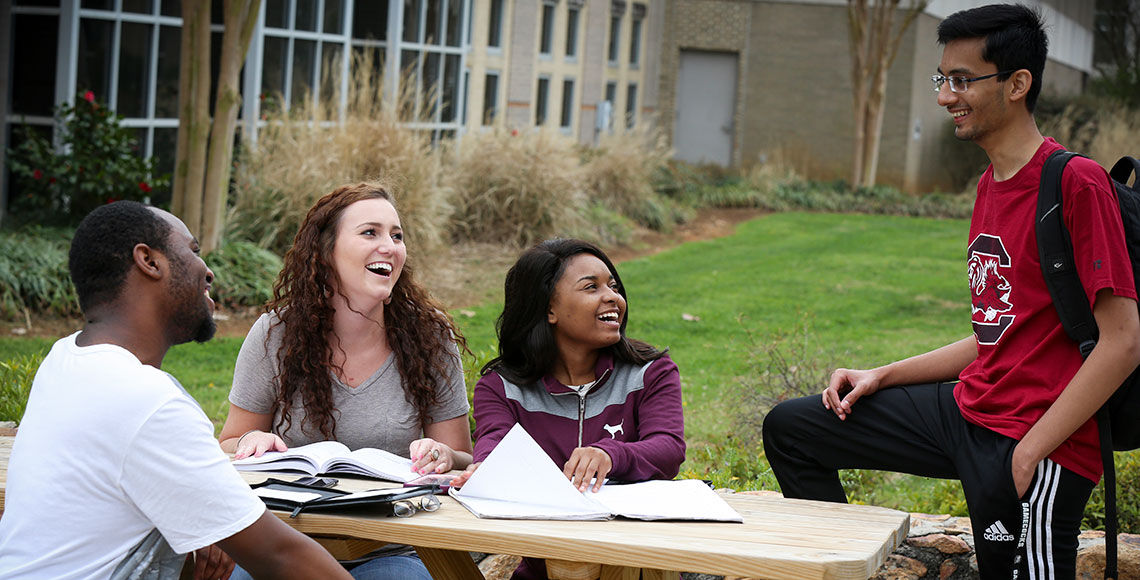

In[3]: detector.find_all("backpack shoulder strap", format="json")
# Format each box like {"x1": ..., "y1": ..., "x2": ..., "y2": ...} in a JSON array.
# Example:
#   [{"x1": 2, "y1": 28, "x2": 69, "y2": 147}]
[{"x1": 1036, "y1": 149, "x2": 1099, "y2": 357}]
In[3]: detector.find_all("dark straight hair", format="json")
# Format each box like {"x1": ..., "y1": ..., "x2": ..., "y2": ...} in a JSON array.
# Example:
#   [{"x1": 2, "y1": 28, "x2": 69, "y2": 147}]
[
  {"x1": 482, "y1": 238, "x2": 664, "y2": 384},
  {"x1": 936, "y1": 3, "x2": 1048, "y2": 113}
]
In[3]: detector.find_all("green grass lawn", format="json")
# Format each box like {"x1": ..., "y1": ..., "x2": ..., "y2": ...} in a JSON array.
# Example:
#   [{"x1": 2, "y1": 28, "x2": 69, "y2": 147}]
[{"x1": 0, "y1": 212, "x2": 974, "y2": 510}]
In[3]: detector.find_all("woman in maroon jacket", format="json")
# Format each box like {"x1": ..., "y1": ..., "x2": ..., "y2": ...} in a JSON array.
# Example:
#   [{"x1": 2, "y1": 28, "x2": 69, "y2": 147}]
[{"x1": 454, "y1": 238, "x2": 685, "y2": 580}]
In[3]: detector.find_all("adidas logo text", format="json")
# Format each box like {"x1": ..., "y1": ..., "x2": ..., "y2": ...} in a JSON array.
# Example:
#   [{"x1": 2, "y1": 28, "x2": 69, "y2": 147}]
[{"x1": 983, "y1": 520, "x2": 1016, "y2": 542}]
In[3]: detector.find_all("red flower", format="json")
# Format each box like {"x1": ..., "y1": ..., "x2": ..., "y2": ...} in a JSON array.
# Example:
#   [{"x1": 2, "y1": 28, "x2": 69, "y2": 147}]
[
  {"x1": 83, "y1": 90, "x2": 95, "y2": 103},
  {"x1": 138, "y1": 182, "x2": 152, "y2": 193},
  {"x1": 48, "y1": 177, "x2": 56, "y2": 184},
  {"x1": 511, "y1": 129, "x2": 519, "y2": 137},
  {"x1": 105, "y1": 197, "x2": 119, "y2": 204},
  {"x1": 32, "y1": 169, "x2": 42, "y2": 180}
]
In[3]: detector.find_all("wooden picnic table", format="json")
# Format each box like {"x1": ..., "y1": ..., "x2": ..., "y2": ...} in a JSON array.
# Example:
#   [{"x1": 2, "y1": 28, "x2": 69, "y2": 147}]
[{"x1": 0, "y1": 435, "x2": 909, "y2": 579}]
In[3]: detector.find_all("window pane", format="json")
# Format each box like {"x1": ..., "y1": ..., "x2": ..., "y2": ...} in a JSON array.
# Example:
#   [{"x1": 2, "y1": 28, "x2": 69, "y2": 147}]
[
  {"x1": 487, "y1": 0, "x2": 502, "y2": 47},
  {"x1": 566, "y1": 8, "x2": 579, "y2": 57},
  {"x1": 482, "y1": 73, "x2": 498, "y2": 125},
  {"x1": 292, "y1": 40, "x2": 317, "y2": 108},
  {"x1": 445, "y1": 0, "x2": 462, "y2": 46},
  {"x1": 209, "y1": 31, "x2": 225, "y2": 116},
  {"x1": 626, "y1": 83, "x2": 637, "y2": 128},
  {"x1": 425, "y1": 0, "x2": 441, "y2": 44},
  {"x1": 296, "y1": 0, "x2": 318, "y2": 31},
  {"x1": 630, "y1": 18, "x2": 641, "y2": 65},
  {"x1": 160, "y1": 0, "x2": 181, "y2": 17},
  {"x1": 211, "y1": 0, "x2": 224, "y2": 24},
  {"x1": 77, "y1": 19, "x2": 114, "y2": 104},
  {"x1": 535, "y1": 77, "x2": 549, "y2": 126},
  {"x1": 539, "y1": 4, "x2": 553, "y2": 55},
  {"x1": 10, "y1": 14, "x2": 59, "y2": 117},
  {"x1": 352, "y1": 0, "x2": 388, "y2": 40},
  {"x1": 261, "y1": 36, "x2": 288, "y2": 112},
  {"x1": 151, "y1": 128, "x2": 178, "y2": 206},
  {"x1": 442, "y1": 54, "x2": 459, "y2": 122},
  {"x1": 607, "y1": 16, "x2": 620, "y2": 62},
  {"x1": 351, "y1": 46, "x2": 386, "y2": 87},
  {"x1": 560, "y1": 79, "x2": 573, "y2": 128},
  {"x1": 403, "y1": 0, "x2": 422, "y2": 42},
  {"x1": 265, "y1": 0, "x2": 288, "y2": 28},
  {"x1": 400, "y1": 50, "x2": 421, "y2": 118},
  {"x1": 118, "y1": 22, "x2": 152, "y2": 118},
  {"x1": 324, "y1": 0, "x2": 344, "y2": 33},
  {"x1": 155, "y1": 25, "x2": 181, "y2": 118},
  {"x1": 422, "y1": 52, "x2": 440, "y2": 118},
  {"x1": 122, "y1": 0, "x2": 154, "y2": 14},
  {"x1": 81, "y1": 0, "x2": 113, "y2": 10},
  {"x1": 14, "y1": 0, "x2": 61, "y2": 6},
  {"x1": 320, "y1": 43, "x2": 344, "y2": 104}
]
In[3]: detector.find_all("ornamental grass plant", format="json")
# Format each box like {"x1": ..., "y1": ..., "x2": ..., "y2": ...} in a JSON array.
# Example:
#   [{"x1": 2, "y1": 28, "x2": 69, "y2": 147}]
[{"x1": 227, "y1": 51, "x2": 447, "y2": 257}]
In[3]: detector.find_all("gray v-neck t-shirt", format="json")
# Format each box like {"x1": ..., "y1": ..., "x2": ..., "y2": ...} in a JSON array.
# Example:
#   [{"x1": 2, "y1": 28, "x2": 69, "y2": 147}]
[{"x1": 229, "y1": 313, "x2": 469, "y2": 456}]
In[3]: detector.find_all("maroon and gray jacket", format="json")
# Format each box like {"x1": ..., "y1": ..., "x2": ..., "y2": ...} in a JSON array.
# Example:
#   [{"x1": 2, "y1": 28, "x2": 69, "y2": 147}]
[{"x1": 471, "y1": 353, "x2": 685, "y2": 482}]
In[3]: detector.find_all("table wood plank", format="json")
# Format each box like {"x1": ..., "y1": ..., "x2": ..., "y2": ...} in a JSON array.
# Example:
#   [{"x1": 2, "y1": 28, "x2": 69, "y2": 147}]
[{"x1": 0, "y1": 436, "x2": 908, "y2": 580}]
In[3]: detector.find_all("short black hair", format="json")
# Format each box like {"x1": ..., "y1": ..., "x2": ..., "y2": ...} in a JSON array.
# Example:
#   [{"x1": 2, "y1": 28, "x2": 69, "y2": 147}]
[
  {"x1": 937, "y1": 3, "x2": 1048, "y2": 113},
  {"x1": 482, "y1": 238, "x2": 664, "y2": 384},
  {"x1": 69, "y1": 201, "x2": 172, "y2": 313}
]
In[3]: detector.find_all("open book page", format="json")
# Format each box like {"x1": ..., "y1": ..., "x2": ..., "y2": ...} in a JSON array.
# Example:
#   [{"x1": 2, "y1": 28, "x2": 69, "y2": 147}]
[
  {"x1": 232, "y1": 440, "x2": 351, "y2": 474},
  {"x1": 450, "y1": 424, "x2": 611, "y2": 520},
  {"x1": 589, "y1": 479, "x2": 743, "y2": 522},
  {"x1": 327, "y1": 447, "x2": 418, "y2": 482}
]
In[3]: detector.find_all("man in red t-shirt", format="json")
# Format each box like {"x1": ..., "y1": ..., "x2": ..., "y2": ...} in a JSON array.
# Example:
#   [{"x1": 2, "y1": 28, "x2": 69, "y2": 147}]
[{"x1": 762, "y1": 4, "x2": 1140, "y2": 578}]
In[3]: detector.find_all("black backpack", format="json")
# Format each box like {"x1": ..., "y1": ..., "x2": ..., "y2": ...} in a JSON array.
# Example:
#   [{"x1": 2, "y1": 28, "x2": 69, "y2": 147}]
[{"x1": 1037, "y1": 151, "x2": 1140, "y2": 580}]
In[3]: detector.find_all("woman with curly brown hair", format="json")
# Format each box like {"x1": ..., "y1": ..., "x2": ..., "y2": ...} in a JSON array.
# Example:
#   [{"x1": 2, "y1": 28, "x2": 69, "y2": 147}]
[{"x1": 218, "y1": 183, "x2": 470, "y2": 580}]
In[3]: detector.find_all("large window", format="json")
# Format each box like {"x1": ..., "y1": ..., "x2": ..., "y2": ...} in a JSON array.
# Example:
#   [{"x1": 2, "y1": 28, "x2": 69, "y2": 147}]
[
  {"x1": 560, "y1": 78, "x2": 574, "y2": 129},
  {"x1": 398, "y1": 0, "x2": 468, "y2": 134},
  {"x1": 261, "y1": 0, "x2": 349, "y2": 112},
  {"x1": 71, "y1": 3, "x2": 189, "y2": 190},
  {"x1": 535, "y1": 76, "x2": 550, "y2": 126}
]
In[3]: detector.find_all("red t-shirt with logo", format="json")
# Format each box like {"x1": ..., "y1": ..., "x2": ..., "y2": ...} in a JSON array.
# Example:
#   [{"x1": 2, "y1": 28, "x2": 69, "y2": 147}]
[{"x1": 956, "y1": 138, "x2": 1136, "y2": 483}]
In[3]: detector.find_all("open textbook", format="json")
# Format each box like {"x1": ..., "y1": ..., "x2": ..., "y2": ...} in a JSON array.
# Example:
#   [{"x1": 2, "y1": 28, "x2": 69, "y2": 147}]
[
  {"x1": 232, "y1": 440, "x2": 418, "y2": 483},
  {"x1": 449, "y1": 424, "x2": 743, "y2": 522}
]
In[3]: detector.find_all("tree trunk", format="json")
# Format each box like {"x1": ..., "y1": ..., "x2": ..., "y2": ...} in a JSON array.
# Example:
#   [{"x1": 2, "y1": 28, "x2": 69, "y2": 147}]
[
  {"x1": 848, "y1": 0, "x2": 927, "y2": 190},
  {"x1": 172, "y1": 0, "x2": 211, "y2": 233},
  {"x1": 200, "y1": 0, "x2": 262, "y2": 253}
]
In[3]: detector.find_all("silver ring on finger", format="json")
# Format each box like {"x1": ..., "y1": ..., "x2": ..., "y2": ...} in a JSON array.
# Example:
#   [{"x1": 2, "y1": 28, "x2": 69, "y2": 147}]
[{"x1": 430, "y1": 448, "x2": 440, "y2": 461}]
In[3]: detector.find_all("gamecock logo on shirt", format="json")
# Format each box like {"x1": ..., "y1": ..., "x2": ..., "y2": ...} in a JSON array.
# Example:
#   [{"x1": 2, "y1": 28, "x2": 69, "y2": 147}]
[{"x1": 967, "y1": 234, "x2": 1015, "y2": 345}]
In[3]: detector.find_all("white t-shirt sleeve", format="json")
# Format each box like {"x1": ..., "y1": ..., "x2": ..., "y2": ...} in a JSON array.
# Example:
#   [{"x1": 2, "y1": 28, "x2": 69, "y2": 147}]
[{"x1": 120, "y1": 395, "x2": 265, "y2": 554}]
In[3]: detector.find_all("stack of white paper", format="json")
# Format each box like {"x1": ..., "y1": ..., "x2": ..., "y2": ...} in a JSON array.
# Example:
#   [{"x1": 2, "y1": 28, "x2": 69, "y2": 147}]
[{"x1": 449, "y1": 424, "x2": 742, "y2": 522}]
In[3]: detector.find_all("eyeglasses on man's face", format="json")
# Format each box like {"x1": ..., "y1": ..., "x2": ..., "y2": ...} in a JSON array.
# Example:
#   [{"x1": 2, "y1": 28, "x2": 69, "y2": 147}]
[{"x1": 931, "y1": 70, "x2": 1014, "y2": 94}]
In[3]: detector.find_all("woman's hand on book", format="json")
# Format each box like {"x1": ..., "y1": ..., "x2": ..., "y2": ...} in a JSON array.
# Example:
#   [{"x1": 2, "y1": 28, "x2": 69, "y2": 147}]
[
  {"x1": 564, "y1": 447, "x2": 612, "y2": 492},
  {"x1": 410, "y1": 438, "x2": 457, "y2": 474},
  {"x1": 233, "y1": 430, "x2": 288, "y2": 460}
]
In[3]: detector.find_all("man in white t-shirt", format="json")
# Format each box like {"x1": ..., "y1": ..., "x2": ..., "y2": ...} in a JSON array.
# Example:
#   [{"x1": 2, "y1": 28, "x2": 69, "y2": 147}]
[{"x1": 0, "y1": 201, "x2": 352, "y2": 580}]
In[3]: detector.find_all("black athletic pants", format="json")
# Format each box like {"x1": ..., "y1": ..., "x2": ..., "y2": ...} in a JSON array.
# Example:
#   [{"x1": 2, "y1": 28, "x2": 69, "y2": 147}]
[{"x1": 762, "y1": 382, "x2": 1095, "y2": 580}]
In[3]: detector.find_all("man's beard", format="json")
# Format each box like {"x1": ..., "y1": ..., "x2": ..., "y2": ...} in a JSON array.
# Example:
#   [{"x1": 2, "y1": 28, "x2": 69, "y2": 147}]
[{"x1": 168, "y1": 257, "x2": 217, "y2": 344}]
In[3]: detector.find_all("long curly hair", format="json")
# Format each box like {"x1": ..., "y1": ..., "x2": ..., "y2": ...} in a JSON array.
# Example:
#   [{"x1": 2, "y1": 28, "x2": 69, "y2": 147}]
[
  {"x1": 482, "y1": 238, "x2": 664, "y2": 384},
  {"x1": 267, "y1": 183, "x2": 465, "y2": 438}
]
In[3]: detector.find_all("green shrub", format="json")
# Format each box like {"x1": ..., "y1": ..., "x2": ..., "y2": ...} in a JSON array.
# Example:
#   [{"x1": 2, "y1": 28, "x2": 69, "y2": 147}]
[
  {"x1": 0, "y1": 228, "x2": 79, "y2": 321},
  {"x1": 6, "y1": 91, "x2": 169, "y2": 226},
  {"x1": 204, "y1": 241, "x2": 284, "y2": 309},
  {"x1": 0, "y1": 352, "x2": 45, "y2": 423},
  {"x1": 1083, "y1": 450, "x2": 1140, "y2": 533}
]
